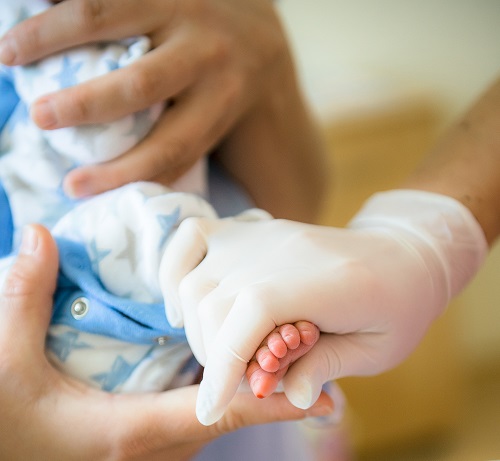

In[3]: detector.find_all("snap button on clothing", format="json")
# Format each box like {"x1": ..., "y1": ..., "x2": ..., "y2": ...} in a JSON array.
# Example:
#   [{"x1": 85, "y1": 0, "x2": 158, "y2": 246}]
[
  {"x1": 154, "y1": 336, "x2": 169, "y2": 346},
  {"x1": 71, "y1": 297, "x2": 89, "y2": 319}
]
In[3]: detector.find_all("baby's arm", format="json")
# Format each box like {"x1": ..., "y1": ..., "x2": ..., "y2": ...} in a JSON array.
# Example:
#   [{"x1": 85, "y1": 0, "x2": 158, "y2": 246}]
[{"x1": 246, "y1": 321, "x2": 319, "y2": 399}]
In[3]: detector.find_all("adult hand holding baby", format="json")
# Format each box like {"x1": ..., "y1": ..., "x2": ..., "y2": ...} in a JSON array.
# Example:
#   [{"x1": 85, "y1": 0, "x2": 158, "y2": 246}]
[
  {"x1": 0, "y1": 0, "x2": 290, "y2": 197},
  {"x1": 0, "y1": 224, "x2": 333, "y2": 460},
  {"x1": 160, "y1": 190, "x2": 487, "y2": 425}
]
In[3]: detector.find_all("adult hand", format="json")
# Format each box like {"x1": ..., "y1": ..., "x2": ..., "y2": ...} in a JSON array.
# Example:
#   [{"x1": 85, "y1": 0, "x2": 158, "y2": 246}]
[
  {"x1": 0, "y1": 0, "x2": 291, "y2": 197},
  {"x1": 0, "y1": 224, "x2": 333, "y2": 461},
  {"x1": 159, "y1": 190, "x2": 487, "y2": 425}
]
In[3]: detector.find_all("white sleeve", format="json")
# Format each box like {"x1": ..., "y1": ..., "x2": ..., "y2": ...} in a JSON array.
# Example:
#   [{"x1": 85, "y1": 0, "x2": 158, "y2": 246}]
[{"x1": 52, "y1": 182, "x2": 218, "y2": 303}]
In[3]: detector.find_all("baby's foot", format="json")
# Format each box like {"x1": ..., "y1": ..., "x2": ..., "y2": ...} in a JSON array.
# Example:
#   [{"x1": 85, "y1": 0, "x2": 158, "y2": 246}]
[{"x1": 246, "y1": 321, "x2": 319, "y2": 399}]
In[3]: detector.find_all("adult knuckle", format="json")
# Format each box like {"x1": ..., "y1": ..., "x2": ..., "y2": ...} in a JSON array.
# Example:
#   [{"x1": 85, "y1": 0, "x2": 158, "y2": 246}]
[
  {"x1": 163, "y1": 136, "x2": 193, "y2": 169},
  {"x1": 126, "y1": 68, "x2": 160, "y2": 104},
  {"x1": 207, "y1": 34, "x2": 232, "y2": 66},
  {"x1": 74, "y1": 0, "x2": 108, "y2": 33},
  {"x1": 63, "y1": 86, "x2": 93, "y2": 123},
  {"x1": 176, "y1": 216, "x2": 208, "y2": 243},
  {"x1": 177, "y1": 216, "x2": 205, "y2": 238},
  {"x1": 212, "y1": 410, "x2": 245, "y2": 436},
  {"x1": 219, "y1": 74, "x2": 245, "y2": 112},
  {"x1": 239, "y1": 285, "x2": 272, "y2": 316},
  {"x1": 146, "y1": 146, "x2": 172, "y2": 176},
  {"x1": 113, "y1": 433, "x2": 157, "y2": 460},
  {"x1": 9, "y1": 19, "x2": 40, "y2": 62},
  {"x1": 323, "y1": 341, "x2": 343, "y2": 378},
  {"x1": 1, "y1": 265, "x2": 34, "y2": 299}
]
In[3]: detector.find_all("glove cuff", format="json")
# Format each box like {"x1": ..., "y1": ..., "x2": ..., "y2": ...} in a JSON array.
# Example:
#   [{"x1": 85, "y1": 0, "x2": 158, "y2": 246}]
[{"x1": 348, "y1": 189, "x2": 488, "y2": 302}]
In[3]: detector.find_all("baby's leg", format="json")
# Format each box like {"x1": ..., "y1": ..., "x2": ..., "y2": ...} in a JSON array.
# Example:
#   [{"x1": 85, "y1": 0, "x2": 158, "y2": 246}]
[{"x1": 246, "y1": 321, "x2": 319, "y2": 399}]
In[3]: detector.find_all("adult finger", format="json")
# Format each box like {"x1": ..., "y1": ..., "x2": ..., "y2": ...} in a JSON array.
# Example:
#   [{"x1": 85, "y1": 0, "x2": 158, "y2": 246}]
[
  {"x1": 196, "y1": 284, "x2": 280, "y2": 425},
  {"x1": 0, "y1": 225, "x2": 59, "y2": 357},
  {"x1": 214, "y1": 387, "x2": 334, "y2": 434},
  {"x1": 114, "y1": 384, "x2": 334, "y2": 452},
  {"x1": 0, "y1": 0, "x2": 164, "y2": 66},
  {"x1": 30, "y1": 37, "x2": 203, "y2": 130},
  {"x1": 193, "y1": 268, "x2": 372, "y2": 425},
  {"x1": 62, "y1": 75, "x2": 240, "y2": 196}
]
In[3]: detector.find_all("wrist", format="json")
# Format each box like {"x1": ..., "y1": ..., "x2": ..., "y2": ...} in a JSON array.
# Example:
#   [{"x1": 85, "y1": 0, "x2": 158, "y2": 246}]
[{"x1": 348, "y1": 189, "x2": 488, "y2": 300}]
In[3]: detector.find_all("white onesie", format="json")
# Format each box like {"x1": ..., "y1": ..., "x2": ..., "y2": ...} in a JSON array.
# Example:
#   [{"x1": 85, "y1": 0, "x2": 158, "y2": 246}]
[
  {"x1": 0, "y1": 0, "x2": 213, "y2": 392},
  {"x1": 0, "y1": 3, "x2": 346, "y2": 458}
]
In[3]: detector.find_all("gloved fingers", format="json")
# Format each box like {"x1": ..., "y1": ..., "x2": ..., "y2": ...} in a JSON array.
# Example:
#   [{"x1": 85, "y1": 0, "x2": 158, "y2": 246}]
[
  {"x1": 195, "y1": 284, "x2": 283, "y2": 425},
  {"x1": 182, "y1": 285, "x2": 237, "y2": 366},
  {"x1": 282, "y1": 333, "x2": 387, "y2": 409},
  {"x1": 160, "y1": 217, "x2": 210, "y2": 327},
  {"x1": 196, "y1": 345, "x2": 249, "y2": 426}
]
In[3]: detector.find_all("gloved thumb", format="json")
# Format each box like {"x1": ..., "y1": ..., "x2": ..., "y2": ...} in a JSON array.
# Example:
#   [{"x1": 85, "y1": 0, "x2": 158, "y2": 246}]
[
  {"x1": 282, "y1": 333, "x2": 386, "y2": 409},
  {"x1": 160, "y1": 217, "x2": 209, "y2": 328}
]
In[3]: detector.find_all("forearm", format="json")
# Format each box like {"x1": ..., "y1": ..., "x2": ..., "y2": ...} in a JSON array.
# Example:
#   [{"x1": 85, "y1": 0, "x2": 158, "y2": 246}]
[
  {"x1": 404, "y1": 77, "x2": 500, "y2": 245},
  {"x1": 215, "y1": 53, "x2": 329, "y2": 223}
]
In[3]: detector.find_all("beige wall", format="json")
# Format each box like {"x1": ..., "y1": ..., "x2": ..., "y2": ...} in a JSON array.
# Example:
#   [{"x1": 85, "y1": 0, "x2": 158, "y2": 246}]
[
  {"x1": 276, "y1": 1, "x2": 500, "y2": 367},
  {"x1": 277, "y1": 0, "x2": 500, "y2": 125}
]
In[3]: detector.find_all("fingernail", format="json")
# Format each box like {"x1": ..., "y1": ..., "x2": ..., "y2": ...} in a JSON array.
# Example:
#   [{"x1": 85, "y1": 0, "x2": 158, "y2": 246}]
[
  {"x1": 63, "y1": 177, "x2": 91, "y2": 199},
  {"x1": 31, "y1": 99, "x2": 57, "y2": 129},
  {"x1": 20, "y1": 226, "x2": 38, "y2": 255},
  {"x1": 0, "y1": 38, "x2": 16, "y2": 65},
  {"x1": 63, "y1": 168, "x2": 99, "y2": 199}
]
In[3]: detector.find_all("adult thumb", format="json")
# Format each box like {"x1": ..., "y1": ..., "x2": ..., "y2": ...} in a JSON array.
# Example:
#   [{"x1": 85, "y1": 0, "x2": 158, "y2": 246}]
[{"x1": 0, "y1": 225, "x2": 59, "y2": 355}]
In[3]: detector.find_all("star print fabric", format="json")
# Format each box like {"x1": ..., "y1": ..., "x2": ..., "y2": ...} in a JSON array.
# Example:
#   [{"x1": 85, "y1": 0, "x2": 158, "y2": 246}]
[
  {"x1": 0, "y1": 0, "x2": 213, "y2": 392},
  {"x1": 45, "y1": 182, "x2": 217, "y2": 392}
]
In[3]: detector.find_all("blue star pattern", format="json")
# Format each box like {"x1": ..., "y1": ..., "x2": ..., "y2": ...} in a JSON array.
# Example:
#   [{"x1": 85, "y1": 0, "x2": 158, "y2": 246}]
[
  {"x1": 0, "y1": 6, "x2": 31, "y2": 34},
  {"x1": 0, "y1": 3, "x2": 213, "y2": 394},
  {"x1": 88, "y1": 238, "x2": 112, "y2": 276},
  {"x1": 15, "y1": 62, "x2": 39, "y2": 93},
  {"x1": 157, "y1": 207, "x2": 181, "y2": 250},
  {"x1": 15, "y1": 7, "x2": 30, "y2": 26},
  {"x1": 53, "y1": 56, "x2": 84, "y2": 89},
  {"x1": 47, "y1": 331, "x2": 91, "y2": 362},
  {"x1": 91, "y1": 352, "x2": 150, "y2": 392},
  {"x1": 115, "y1": 227, "x2": 139, "y2": 271}
]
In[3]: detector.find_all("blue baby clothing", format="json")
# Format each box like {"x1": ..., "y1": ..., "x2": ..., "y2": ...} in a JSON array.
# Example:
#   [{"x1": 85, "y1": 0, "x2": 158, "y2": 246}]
[
  {"x1": 0, "y1": 0, "x2": 210, "y2": 392},
  {"x1": 0, "y1": 2, "x2": 345, "y2": 458}
]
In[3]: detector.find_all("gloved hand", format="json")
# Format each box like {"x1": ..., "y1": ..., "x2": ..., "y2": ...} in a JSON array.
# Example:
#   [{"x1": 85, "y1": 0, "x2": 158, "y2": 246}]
[{"x1": 160, "y1": 190, "x2": 488, "y2": 426}]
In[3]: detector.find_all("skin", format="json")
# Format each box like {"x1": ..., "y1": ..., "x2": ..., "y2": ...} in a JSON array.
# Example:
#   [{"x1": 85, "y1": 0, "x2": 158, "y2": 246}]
[
  {"x1": 247, "y1": 322, "x2": 320, "y2": 399},
  {"x1": 0, "y1": 0, "x2": 329, "y2": 222},
  {"x1": 0, "y1": 224, "x2": 334, "y2": 461},
  {"x1": 0, "y1": 2, "x2": 331, "y2": 450},
  {"x1": 246, "y1": 77, "x2": 500, "y2": 396},
  {"x1": 156, "y1": 76, "x2": 500, "y2": 425},
  {"x1": 247, "y1": 76, "x2": 500, "y2": 394},
  {"x1": 404, "y1": 77, "x2": 500, "y2": 245}
]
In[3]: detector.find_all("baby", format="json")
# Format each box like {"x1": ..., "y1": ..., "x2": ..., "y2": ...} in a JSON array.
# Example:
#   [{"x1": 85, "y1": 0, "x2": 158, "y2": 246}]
[{"x1": 0, "y1": 0, "x2": 321, "y2": 402}]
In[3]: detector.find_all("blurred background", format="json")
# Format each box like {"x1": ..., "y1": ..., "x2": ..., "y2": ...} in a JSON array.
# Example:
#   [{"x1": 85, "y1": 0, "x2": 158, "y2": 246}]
[{"x1": 275, "y1": 1, "x2": 500, "y2": 460}]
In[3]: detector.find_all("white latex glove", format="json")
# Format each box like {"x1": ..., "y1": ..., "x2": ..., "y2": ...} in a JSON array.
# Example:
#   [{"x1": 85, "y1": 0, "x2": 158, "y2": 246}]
[{"x1": 159, "y1": 190, "x2": 487, "y2": 425}]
